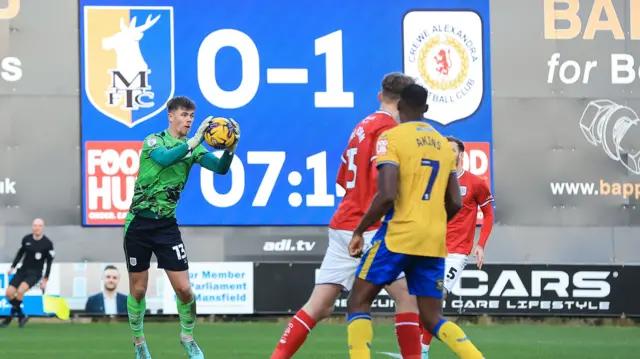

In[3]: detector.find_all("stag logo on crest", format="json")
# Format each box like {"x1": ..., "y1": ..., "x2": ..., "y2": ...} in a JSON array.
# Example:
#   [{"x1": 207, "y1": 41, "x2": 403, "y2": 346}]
[
  {"x1": 82, "y1": 6, "x2": 175, "y2": 128},
  {"x1": 103, "y1": 15, "x2": 160, "y2": 111},
  {"x1": 402, "y1": 11, "x2": 484, "y2": 125}
]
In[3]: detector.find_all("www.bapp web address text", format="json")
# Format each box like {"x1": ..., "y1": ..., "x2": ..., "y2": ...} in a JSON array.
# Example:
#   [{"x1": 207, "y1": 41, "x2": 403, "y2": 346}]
[{"x1": 550, "y1": 180, "x2": 640, "y2": 199}]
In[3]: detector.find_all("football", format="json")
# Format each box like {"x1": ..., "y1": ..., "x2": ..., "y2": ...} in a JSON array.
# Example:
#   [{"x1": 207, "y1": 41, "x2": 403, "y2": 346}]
[{"x1": 203, "y1": 117, "x2": 237, "y2": 149}]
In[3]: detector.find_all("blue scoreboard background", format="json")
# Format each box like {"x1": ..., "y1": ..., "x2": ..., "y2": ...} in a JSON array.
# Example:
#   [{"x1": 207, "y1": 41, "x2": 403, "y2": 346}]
[{"x1": 79, "y1": 0, "x2": 492, "y2": 226}]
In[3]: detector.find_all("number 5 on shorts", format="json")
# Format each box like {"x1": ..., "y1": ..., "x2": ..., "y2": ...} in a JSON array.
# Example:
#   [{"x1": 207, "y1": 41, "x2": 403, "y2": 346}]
[
  {"x1": 421, "y1": 159, "x2": 440, "y2": 200},
  {"x1": 446, "y1": 267, "x2": 458, "y2": 280},
  {"x1": 172, "y1": 244, "x2": 186, "y2": 260}
]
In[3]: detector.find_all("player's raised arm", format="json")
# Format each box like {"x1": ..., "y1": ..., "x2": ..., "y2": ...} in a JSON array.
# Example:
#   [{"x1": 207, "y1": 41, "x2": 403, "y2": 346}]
[
  {"x1": 445, "y1": 170, "x2": 463, "y2": 221},
  {"x1": 197, "y1": 149, "x2": 234, "y2": 175},
  {"x1": 197, "y1": 119, "x2": 241, "y2": 175},
  {"x1": 148, "y1": 140, "x2": 189, "y2": 168},
  {"x1": 149, "y1": 117, "x2": 213, "y2": 168}
]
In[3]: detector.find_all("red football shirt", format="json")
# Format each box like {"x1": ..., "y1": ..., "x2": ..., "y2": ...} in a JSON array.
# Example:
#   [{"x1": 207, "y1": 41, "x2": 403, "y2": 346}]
[
  {"x1": 446, "y1": 170, "x2": 494, "y2": 255},
  {"x1": 329, "y1": 111, "x2": 397, "y2": 231}
]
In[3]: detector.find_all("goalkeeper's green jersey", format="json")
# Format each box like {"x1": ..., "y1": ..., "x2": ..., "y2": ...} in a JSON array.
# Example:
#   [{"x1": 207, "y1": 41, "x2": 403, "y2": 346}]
[{"x1": 128, "y1": 130, "x2": 207, "y2": 219}]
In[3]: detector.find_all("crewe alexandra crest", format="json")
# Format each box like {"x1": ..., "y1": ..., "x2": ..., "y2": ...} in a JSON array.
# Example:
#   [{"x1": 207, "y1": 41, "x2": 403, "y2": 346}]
[{"x1": 403, "y1": 11, "x2": 484, "y2": 125}]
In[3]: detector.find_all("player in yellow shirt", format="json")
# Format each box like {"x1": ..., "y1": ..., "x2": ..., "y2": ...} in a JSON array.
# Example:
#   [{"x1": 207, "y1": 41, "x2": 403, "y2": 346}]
[{"x1": 346, "y1": 84, "x2": 486, "y2": 359}]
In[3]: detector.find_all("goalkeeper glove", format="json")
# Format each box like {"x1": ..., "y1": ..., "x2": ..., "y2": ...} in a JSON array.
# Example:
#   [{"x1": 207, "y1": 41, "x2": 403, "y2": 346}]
[
  {"x1": 227, "y1": 118, "x2": 241, "y2": 153},
  {"x1": 187, "y1": 116, "x2": 214, "y2": 150}
]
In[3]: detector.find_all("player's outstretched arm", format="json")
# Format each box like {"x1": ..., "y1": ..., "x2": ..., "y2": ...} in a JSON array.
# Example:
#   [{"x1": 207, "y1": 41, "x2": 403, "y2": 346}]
[
  {"x1": 198, "y1": 150, "x2": 234, "y2": 175},
  {"x1": 353, "y1": 164, "x2": 398, "y2": 235},
  {"x1": 149, "y1": 143, "x2": 191, "y2": 168},
  {"x1": 148, "y1": 117, "x2": 215, "y2": 168},
  {"x1": 445, "y1": 173, "x2": 463, "y2": 221}
]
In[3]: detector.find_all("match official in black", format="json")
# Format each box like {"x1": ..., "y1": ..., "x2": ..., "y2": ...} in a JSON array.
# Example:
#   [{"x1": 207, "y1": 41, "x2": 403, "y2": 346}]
[{"x1": 0, "y1": 218, "x2": 55, "y2": 328}]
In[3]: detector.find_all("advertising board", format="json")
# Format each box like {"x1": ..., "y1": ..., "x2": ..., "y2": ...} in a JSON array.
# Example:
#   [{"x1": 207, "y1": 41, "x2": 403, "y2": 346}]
[
  {"x1": 0, "y1": 262, "x2": 253, "y2": 316},
  {"x1": 253, "y1": 263, "x2": 640, "y2": 317},
  {"x1": 494, "y1": 0, "x2": 640, "y2": 226},
  {"x1": 162, "y1": 262, "x2": 253, "y2": 315},
  {"x1": 0, "y1": 263, "x2": 61, "y2": 316}
]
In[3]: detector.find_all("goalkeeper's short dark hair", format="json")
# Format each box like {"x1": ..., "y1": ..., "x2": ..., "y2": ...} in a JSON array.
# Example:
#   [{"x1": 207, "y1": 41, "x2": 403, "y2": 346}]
[{"x1": 167, "y1": 96, "x2": 196, "y2": 113}]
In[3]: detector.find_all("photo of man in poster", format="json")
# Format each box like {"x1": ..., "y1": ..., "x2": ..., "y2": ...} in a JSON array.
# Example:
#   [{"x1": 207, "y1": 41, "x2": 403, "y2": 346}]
[{"x1": 84, "y1": 265, "x2": 127, "y2": 315}]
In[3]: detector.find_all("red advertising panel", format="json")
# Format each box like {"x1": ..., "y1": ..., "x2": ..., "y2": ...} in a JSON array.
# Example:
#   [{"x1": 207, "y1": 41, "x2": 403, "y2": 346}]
[{"x1": 85, "y1": 141, "x2": 142, "y2": 225}]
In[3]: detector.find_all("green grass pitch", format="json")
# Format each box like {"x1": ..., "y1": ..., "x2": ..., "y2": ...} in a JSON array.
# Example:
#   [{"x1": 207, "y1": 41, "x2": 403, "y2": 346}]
[{"x1": 0, "y1": 321, "x2": 638, "y2": 358}]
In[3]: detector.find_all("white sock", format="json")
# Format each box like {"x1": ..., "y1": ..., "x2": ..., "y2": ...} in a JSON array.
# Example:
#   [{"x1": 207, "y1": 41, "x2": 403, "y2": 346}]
[
  {"x1": 422, "y1": 343, "x2": 430, "y2": 352},
  {"x1": 181, "y1": 332, "x2": 194, "y2": 342}
]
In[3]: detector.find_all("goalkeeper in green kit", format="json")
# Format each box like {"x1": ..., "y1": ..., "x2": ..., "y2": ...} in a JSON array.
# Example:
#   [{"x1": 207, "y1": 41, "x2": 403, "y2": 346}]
[{"x1": 123, "y1": 96, "x2": 240, "y2": 359}]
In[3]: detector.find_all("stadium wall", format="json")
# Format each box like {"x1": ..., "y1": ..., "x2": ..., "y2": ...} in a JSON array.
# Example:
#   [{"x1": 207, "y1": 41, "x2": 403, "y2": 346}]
[{"x1": 1, "y1": 0, "x2": 640, "y2": 317}]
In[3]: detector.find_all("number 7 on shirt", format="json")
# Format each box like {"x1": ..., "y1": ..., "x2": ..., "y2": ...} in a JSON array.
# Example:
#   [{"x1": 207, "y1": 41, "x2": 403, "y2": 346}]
[{"x1": 421, "y1": 158, "x2": 440, "y2": 200}]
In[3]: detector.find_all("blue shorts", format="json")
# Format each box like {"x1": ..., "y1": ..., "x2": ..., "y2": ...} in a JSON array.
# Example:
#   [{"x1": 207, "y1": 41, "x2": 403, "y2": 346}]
[{"x1": 355, "y1": 237, "x2": 445, "y2": 298}]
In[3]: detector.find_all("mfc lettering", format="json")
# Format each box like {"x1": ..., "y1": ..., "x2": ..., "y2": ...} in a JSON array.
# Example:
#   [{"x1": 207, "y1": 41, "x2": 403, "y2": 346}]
[{"x1": 107, "y1": 70, "x2": 154, "y2": 110}]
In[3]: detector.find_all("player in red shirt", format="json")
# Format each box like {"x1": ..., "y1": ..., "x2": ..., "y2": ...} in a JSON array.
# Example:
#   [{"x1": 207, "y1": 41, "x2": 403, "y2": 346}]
[
  {"x1": 270, "y1": 73, "x2": 423, "y2": 359},
  {"x1": 420, "y1": 136, "x2": 494, "y2": 359}
]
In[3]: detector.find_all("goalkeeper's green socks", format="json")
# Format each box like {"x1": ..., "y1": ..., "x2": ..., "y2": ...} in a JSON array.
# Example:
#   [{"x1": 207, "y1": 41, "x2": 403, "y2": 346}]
[
  {"x1": 127, "y1": 295, "x2": 146, "y2": 338},
  {"x1": 177, "y1": 298, "x2": 197, "y2": 338}
]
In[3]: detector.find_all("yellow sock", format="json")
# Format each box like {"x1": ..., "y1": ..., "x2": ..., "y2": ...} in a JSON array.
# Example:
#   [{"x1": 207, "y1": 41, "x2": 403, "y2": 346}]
[
  {"x1": 435, "y1": 320, "x2": 484, "y2": 359},
  {"x1": 347, "y1": 312, "x2": 373, "y2": 359}
]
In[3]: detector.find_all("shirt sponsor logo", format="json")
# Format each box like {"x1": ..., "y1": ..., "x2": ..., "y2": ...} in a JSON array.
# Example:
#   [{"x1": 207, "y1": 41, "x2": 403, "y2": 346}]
[
  {"x1": 376, "y1": 139, "x2": 388, "y2": 156},
  {"x1": 84, "y1": 141, "x2": 142, "y2": 225}
]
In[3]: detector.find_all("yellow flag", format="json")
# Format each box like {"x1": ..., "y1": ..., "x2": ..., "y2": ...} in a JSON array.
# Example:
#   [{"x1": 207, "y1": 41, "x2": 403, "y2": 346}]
[{"x1": 42, "y1": 295, "x2": 70, "y2": 320}]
